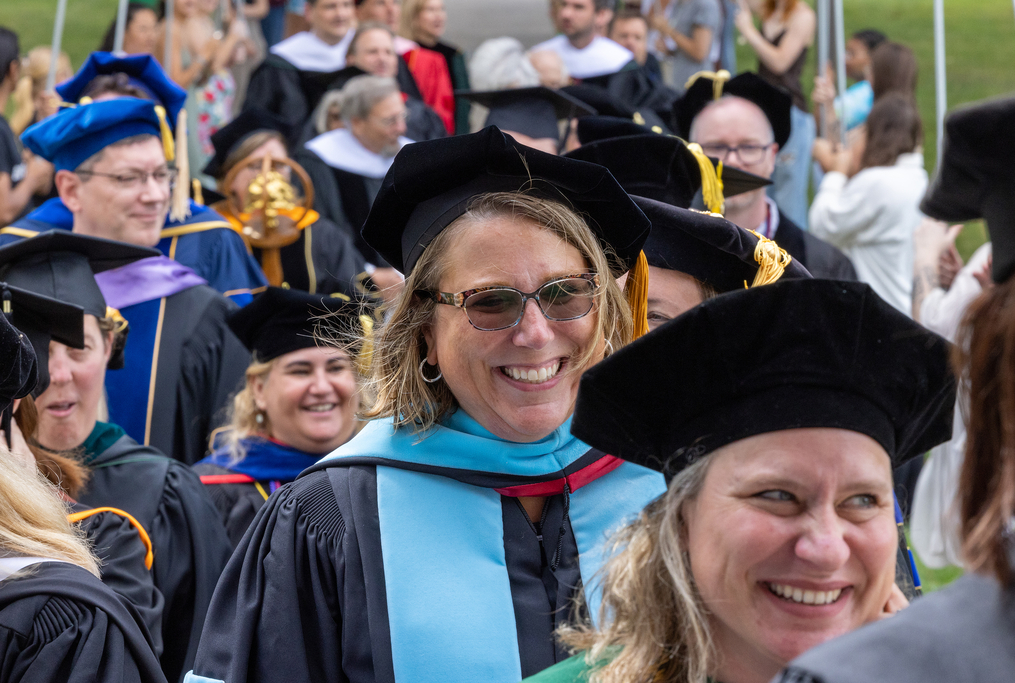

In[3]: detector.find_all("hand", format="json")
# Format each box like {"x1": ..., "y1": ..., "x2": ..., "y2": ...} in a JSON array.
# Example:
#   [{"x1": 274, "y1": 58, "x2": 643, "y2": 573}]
[
  {"x1": 647, "y1": 11, "x2": 670, "y2": 33},
  {"x1": 734, "y1": 0, "x2": 755, "y2": 34},
  {"x1": 23, "y1": 153, "x2": 54, "y2": 195},
  {"x1": 812, "y1": 75, "x2": 836, "y2": 105},
  {"x1": 914, "y1": 218, "x2": 962, "y2": 269},
  {"x1": 370, "y1": 267, "x2": 405, "y2": 303},
  {"x1": 937, "y1": 234, "x2": 964, "y2": 290},
  {"x1": 812, "y1": 138, "x2": 851, "y2": 174},
  {"x1": 1, "y1": 415, "x2": 36, "y2": 473},
  {"x1": 878, "y1": 583, "x2": 909, "y2": 619},
  {"x1": 973, "y1": 254, "x2": 994, "y2": 291},
  {"x1": 36, "y1": 91, "x2": 62, "y2": 120}
]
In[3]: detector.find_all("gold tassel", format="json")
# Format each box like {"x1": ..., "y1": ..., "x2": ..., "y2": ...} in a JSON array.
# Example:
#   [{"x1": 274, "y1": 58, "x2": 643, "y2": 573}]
[
  {"x1": 684, "y1": 69, "x2": 732, "y2": 100},
  {"x1": 104, "y1": 306, "x2": 129, "y2": 333},
  {"x1": 169, "y1": 109, "x2": 191, "y2": 223},
  {"x1": 686, "y1": 142, "x2": 725, "y2": 214},
  {"x1": 356, "y1": 314, "x2": 374, "y2": 376},
  {"x1": 747, "y1": 230, "x2": 793, "y2": 287},
  {"x1": 153, "y1": 105, "x2": 175, "y2": 162},
  {"x1": 192, "y1": 179, "x2": 204, "y2": 206},
  {"x1": 623, "y1": 250, "x2": 650, "y2": 340}
]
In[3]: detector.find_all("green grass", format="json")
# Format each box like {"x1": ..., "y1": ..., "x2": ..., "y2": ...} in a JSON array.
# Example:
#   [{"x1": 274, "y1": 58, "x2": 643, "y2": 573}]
[
  {"x1": 912, "y1": 545, "x2": 964, "y2": 593},
  {"x1": 1, "y1": 0, "x2": 125, "y2": 70}
]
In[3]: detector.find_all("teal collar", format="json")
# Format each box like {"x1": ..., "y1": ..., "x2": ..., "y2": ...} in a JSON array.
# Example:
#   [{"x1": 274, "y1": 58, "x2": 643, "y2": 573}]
[{"x1": 79, "y1": 422, "x2": 126, "y2": 464}]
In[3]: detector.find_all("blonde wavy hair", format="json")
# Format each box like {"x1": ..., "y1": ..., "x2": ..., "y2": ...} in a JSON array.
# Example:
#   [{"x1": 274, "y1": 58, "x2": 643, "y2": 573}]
[
  {"x1": 0, "y1": 450, "x2": 99, "y2": 576},
  {"x1": 558, "y1": 456, "x2": 715, "y2": 683},
  {"x1": 9, "y1": 46, "x2": 72, "y2": 136},
  {"x1": 361, "y1": 191, "x2": 633, "y2": 433}
]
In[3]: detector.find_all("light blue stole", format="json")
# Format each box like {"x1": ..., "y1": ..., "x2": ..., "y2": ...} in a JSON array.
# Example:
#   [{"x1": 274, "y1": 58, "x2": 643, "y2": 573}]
[{"x1": 319, "y1": 411, "x2": 666, "y2": 683}]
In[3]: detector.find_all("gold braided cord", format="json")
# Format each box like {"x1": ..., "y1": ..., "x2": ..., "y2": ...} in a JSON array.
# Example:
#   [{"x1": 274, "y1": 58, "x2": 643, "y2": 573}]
[
  {"x1": 684, "y1": 69, "x2": 732, "y2": 100},
  {"x1": 356, "y1": 314, "x2": 375, "y2": 376},
  {"x1": 153, "y1": 105, "x2": 175, "y2": 162},
  {"x1": 685, "y1": 143, "x2": 725, "y2": 214},
  {"x1": 747, "y1": 230, "x2": 793, "y2": 287},
  {"x1": 624, "y1": 250, "x2": 650, "y2": 339},
  {"x1": 104, "y1": 306, "x2": 129, "y2": 334}
]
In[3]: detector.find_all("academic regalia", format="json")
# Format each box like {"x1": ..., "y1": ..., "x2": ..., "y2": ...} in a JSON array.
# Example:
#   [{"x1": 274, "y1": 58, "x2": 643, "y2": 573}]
[
  {"x1": 79, "y1": 421, "x2": 232, "y2": 683},
  {"x1": 185, "y1": 128, "x2": 664, "y2": 683},
  {"x1": 768, "y1": 209, "x2": 859, "y2": 281},
  {"x1": 194, "y1": 286, "x2": 370, "y2": 545},
  {"x1": 459, "y1": 87, "x2": 594, "y2": 152},
  {"x1": 561, "y1": 83, "x2": 672, "y2": 134},
  {"x1": 400, "y1": 45, "x2": 455, "y2": 134},
  {"x1": 581, "y1": 63, "x2": 681, "y2": 132},
  {"x1": 429, "y1": 40, "x2": 471, "y2": 134},
  {"x1": 203, "y1": 109, "x2": 367, "y2": 293},
  {"x1": 68, "y1": 504, "x2": 164, "y2": 657},
  {"x1": 0, "y1": 560, "x2": 167, "y2": 683},
  {"x1": 302, "y1": 128, "x2": 413, "y2": 267},
  {"x1": 674, "y1": 71, "x2": 793, "y2": 149}
]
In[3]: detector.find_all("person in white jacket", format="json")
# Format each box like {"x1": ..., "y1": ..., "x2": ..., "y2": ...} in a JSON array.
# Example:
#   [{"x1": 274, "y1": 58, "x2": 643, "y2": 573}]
[{"x1": 809, "y1": 93, "x2": 927, "y2": 314}]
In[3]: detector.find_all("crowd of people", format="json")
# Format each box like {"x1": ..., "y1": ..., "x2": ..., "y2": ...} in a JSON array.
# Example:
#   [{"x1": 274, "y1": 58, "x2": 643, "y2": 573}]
[{"x1": 0, "y1": 0, "x2": 1009, "y2": 681}]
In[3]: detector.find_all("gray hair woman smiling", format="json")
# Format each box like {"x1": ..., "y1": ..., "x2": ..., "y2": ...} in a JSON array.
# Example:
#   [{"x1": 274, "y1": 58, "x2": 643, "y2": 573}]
[{"x1": 187, "y1": 127, "x2": 668, "y2": 683}]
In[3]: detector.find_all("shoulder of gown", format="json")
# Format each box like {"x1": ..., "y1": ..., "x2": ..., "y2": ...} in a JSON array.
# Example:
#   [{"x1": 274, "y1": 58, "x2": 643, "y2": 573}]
[
  {"x1": 192, "y1": 462, "x2": 268, "y2": 548},
  {"x1": 0, "y1": 561, "x2": 166, "y2": 683},
  {"x1": 70, "y1": 505, "x2": 164, "y2": 658},
  {"x1": 189, "y1": 469, "x2": 352, "y2": 683}
]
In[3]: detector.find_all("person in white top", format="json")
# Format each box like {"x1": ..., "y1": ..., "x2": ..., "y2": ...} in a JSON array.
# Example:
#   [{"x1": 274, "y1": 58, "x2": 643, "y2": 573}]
[
  {"x1": 810, "y1": 93, "x2": 928, "y2": 314},
  {"x1": 531, "y1": 0, "x2": 634, "y2": 79}
]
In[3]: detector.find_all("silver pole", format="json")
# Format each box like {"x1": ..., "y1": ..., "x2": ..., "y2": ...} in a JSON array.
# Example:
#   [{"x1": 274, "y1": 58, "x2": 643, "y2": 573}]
[
  {"x1": 112, "y1": 0, "x2": 130, "y2": 54},
  {"x1": 163, "y1": 0, "x2": 174, "y2": 69},
  {"x1": 45, "y1": 0, "x2": 69, "y2": 92},
  {"x1": 833, "y1": 0, "x2": 847, "y2": 146},
  {"x1": 816, "y1": 0, "x2": 829, "y2": 139},
  {"x1": 934, "y1": 0, "x2": 947, "y2": 166}
]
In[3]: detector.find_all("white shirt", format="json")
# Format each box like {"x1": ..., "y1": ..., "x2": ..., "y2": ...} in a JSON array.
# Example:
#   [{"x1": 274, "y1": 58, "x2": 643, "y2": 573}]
[
  {"x1": 529, "y1": 35, "x2": 633, "y2": 79},
  {"x1": 305, "y1": 128, "x2": 413, "y2": 178},
  {"x1": 808, "y1": 152, "x2": 928, "y2": 315},
  {"x1": 271, "y1": 30, "x2": 355, "y2": 72}
]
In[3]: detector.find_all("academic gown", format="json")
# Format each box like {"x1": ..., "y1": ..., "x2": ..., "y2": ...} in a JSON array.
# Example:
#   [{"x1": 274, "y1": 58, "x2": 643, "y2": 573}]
[
  {"x1": 78, "y1": 422, "x2": 232, "y2": 683},
  {"x1": 301, "y1": 130, "x2": 412, "y2": 267},
  {"x1": 97, "y1": 265, "x2": 250, "y2": 466},
  {"x1": 0, "y1": 560, "x2": 166, "y2": 683},
  {"x1": 210, "y1": 203, "x2": 366, "y2": 294},
  {"x1": 429, "y1": 41, "x2": 471, "y2": 134},
  {"x1": 582, "y1": 63, "x2": 679, "y2": 132},
  {"x1": 186, "y1": 412, "x2": 666, "y2": 683},
  {"x1": 193, "y1": 436, "x2": 327, "y2": 547},
  {"x1": 774, "y1": 213, "x2": 858, "y2": 281},
  {"x1": 0, "y1": 198, "x2": 267, "y2": 306},
  {"x1": 69, "y1": 503, "x2": 164, "y2": 658}
]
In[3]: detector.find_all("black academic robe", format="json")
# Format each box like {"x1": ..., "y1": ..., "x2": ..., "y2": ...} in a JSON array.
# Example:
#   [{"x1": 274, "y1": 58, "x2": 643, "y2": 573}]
[
  {"x1": 774, "y1": 213, "x2": 859, "y2": 281},
  {"x1": 106, "y1": 285, "x2": 249, "y2": 467},
  {"x1": 777, "y1": 573, "x2": 1015, "y2": 683},
  {"x1": 297, "y1": 150, "x2": 388, "y2": 267},
  {"x1": 190, "y1": 467, "x2": 583, "y2": 682},
  {"x1": 191, "y1": 463, "x2": 268, "y2": 548},
  {"x1": 430, "y1": 41, "x2": 471, "y2": 134},
  {"x1": 0, "y1": 562, "x2": 166, "y2": 683},
  {"x1": 79, "y1": 433, "x2": 233, "y2": 683},
  {"x1": 244, "y1": 55, "x2": 343, "y2": 133},
  {"x1": 251, "y1": 217, "x2": 366, "y2": 293},
  {"x1": 70, "y1": 504, "x2": 164, "y2": 658},
  {"x1": 582, "y1": 64, "x2": 678, "y2": 132}
]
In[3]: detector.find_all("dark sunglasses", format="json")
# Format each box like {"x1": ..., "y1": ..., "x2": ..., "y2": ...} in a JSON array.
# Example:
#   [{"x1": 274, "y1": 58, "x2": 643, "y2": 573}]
[{"x1": 416, "y1": 273, "x2": 600, "y2": 331}]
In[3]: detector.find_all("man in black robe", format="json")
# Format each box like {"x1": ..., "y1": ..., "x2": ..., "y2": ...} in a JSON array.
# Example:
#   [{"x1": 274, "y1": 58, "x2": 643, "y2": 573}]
[
  {"x1": 19, "y1": 95, "x2": 249, "y2": 466},
  {"x1": 244, "y1": 0, "x2": 358, "y2": 130},
  {"x1": 679, "y1": 73, "x2": 858, "y2": 281}
]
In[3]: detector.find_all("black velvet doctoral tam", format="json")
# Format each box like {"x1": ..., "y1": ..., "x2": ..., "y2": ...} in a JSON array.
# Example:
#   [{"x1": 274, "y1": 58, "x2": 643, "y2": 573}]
[
  {"x1": 674, "y1": 72, "x2": 792, "y2": 148},
  {"x1": 572, "y1": 279, "x2": 956, "y2": 476}
]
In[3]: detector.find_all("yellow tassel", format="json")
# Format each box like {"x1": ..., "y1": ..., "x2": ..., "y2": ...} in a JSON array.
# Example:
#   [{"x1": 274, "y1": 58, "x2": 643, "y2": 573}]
[
  {"x1": 623, "y1": 250, "x2": 650, "y2": 340},
  {"x1": 104, "y1": 306, "x2": 129, "y2": 334},
  {"x1": 684, "y1": 69, "x2": 732, "y2": 100},
  {"x1": 192, "y1": 179, "x2": 204, "y2": 206},
  {"x1": 686, "y1": 142, "x2": 725, "y2": 214},
  {"x1": 169, "y1": 109, "x2": 191, "y2": 223},
  {"x1": 153, "y1": 105, "x2": 175, "y2": 162},
  {"x1": 356, "y1": 314, "x2": 375, "y2": 376},
  {"x1": 747, "y1": 230, "x2": 793, "y2": 287}
]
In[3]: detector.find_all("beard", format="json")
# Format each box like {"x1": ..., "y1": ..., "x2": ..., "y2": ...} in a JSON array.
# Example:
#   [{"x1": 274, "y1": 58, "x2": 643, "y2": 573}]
[{"x1": 380, "y1": 140, "x2": 402, "y2": 158}]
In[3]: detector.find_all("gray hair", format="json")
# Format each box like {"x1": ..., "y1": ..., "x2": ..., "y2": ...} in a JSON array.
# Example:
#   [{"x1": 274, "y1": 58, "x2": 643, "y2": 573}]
[
  {"x1": 340, "y1": 75, "x2": 400, "y2": 125},
  {"x1": 315, "y1": 90, "x2": 345, "y2": 134}
]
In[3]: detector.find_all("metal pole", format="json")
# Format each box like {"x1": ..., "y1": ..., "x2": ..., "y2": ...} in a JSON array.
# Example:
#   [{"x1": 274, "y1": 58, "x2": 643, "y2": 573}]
[
  {"x1": 112, "y1": 0, "x2": 130, "y2": 53},
  {"x1": 934, "y1": 0, "x2": 947, "y2": 166},
  {"x1": 163, "y1": 0, "x2": 175, "y2": 69},
  {"x1": 45, "y1": 0, "x2": 68, "y2": 92},
  {"x1": 816, "y1": 0, "x2": 829, "y2": 139},
  {"x1": 833, "y1": 0, "x2": 847, "y2": 146}
]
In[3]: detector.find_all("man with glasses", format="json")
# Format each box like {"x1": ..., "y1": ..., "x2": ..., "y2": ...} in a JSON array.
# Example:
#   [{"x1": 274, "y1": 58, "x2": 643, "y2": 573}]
[
  {"x1": 682, "y1": 73, "x2": 856, "y2": 280},
  {"x1": 303, "y1": 74, "x2": 411, "y2": 295},
  {"x1": 18, "y1": 97, "x2": 248, "y2": 466}
]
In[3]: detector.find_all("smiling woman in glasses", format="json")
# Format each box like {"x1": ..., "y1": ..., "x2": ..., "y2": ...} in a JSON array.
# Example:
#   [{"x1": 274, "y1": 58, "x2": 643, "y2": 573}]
[{"x1": 187, "y1": 127, "x2": 668, "y2": 683}]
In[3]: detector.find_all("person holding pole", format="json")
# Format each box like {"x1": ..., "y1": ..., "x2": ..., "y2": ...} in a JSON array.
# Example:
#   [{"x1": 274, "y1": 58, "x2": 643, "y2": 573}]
[{"x1": 734, "y1": 0, "x2": 816, "y2": 230}]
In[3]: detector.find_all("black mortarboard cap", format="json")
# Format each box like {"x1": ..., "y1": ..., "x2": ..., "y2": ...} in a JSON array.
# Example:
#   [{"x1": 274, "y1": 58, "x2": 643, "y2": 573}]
[
  {"x1": 0, "y1": 282, "x2": 84, "y2": 396},
  {"x1": 632, "y1": 196, "x2": 810, "y2": 289},
  {"x1": 674, "y1": 72, "x2": 792, "y2": 149},
  {"x1": 576, "y1": 115, "x2": 657, "y2": 142},
  {"x1": 573, "y1": 279, "x2": 956, "y2": 476},
  {"x1": 561, "y1": 84, "x2": 672, "y2": 132},
  {"x1": 459, "y1": 87, "x2": 596, "y2": 141},
  {"x1": 361, "y1": 126, "x2": 652, "y2": 275},
  {"x1": 0, "y1": 307, "x2": 37, "y2": 414},
  {"x1": 920, "y1": 95, "x2": 1015, "y2": 283},
  {"x1": 565, "y1": 134, "x2": 770, "y2": 209},
  {"x1": 228, "y1": 286, "x2": 367, "y2": 361},
  {"x1": 204, "y1": 107, "x2": 296, "y2": 179},
  {"x1": 0, "y1": 232, "x2": 158, "y2": 319}
]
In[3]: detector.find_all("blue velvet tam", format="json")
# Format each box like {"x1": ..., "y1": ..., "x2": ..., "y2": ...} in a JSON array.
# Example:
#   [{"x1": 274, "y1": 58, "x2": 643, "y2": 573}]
[
  {"x1": 56, "y1": 51, "x2": 187, "y2": 127},
  {"x1": 21, "y1": 98, "x2": 166, "y2": 172}
]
